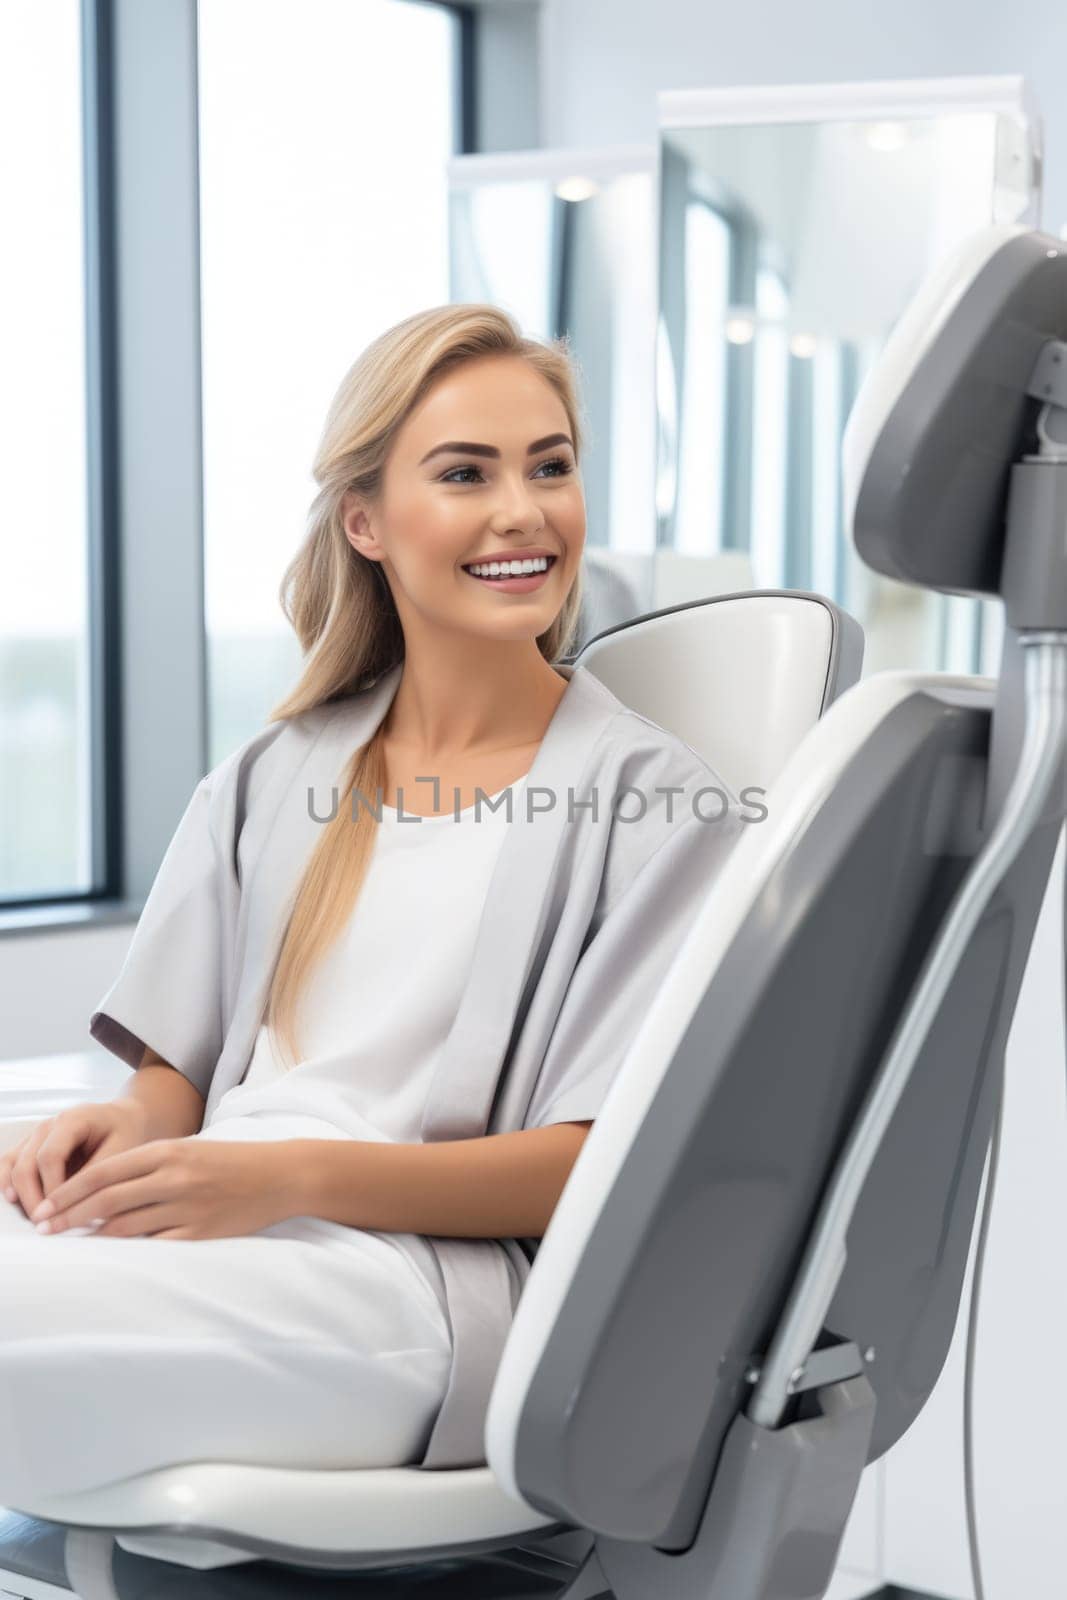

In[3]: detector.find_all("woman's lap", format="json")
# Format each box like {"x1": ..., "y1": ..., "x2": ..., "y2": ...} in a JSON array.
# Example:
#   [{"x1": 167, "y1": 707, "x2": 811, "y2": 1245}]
[{"x1": 0, "y1": 1198, "x2": 452, "y2": 1503}]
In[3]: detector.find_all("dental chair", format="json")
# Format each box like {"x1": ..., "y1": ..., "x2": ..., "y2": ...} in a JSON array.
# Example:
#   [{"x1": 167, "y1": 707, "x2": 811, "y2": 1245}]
[
  {"x1": 2, "y1": 219, "x2": 1066, "y2": 1600},
  {"x1": 0, "y1": 583, "x2": 861, "y2": 1600}
]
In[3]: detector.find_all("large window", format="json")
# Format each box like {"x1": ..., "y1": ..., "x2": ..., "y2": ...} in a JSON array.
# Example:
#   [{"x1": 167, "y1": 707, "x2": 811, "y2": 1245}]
[
  {"x1": 198, "y1": 0, "x2": 462, "y2": 765},
  {"x1": 0, "y1": 0, "x2": 91, "y2": 903},
  {"x1": 0, "y1": 0, "x2": 472, "y2": 918}
]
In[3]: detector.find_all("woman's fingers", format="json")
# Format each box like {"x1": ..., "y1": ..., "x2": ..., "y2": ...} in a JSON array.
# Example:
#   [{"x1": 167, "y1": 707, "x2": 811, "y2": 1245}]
[
  {"x1": 3, "y1": 1120, "x2": 56, "y2": 1218},
  {"x1": 33, "y1": 1142, "x2": 167, "y2": 1220},
  {"x1": 35, "y1": 1150, "x2": 180, "y2": 1232},
  {"x1": 2, "y1": 1107, "x2": 111, "y2": 1217},
  {"x1": 33, "y1": 1113, "x2": 96, "y2": 1202},
  {"x1": 38, "y1": 1191, "x2": 172, "y2": 1237},
  {"x1": 90, "y1": 1203, "x2": 177, "y2": 1239}
]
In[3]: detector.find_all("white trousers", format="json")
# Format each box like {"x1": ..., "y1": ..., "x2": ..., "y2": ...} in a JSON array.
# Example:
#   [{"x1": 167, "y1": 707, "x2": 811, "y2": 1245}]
[{"x1": 0, "y1": 1123, "x2": 453, "y2": 1507}]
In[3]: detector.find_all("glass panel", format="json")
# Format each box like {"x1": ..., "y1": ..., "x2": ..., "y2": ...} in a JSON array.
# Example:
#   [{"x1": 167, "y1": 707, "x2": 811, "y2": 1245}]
[
  {"x1": 674, "y1": 201, "x2": 729, "y2": 557},
  {"x1": 749, "y1": 264, "x2": 789, "y2": 590},
  {"x1": 658, "y1": 109, "x2": 1039, "y2": 672},
  {"x1": 199, "y1": 0, "x2": 458, "y2": 766},
  {"x1": 0, "y1": 0, "x2": 89, "y2": 901},
  {"x1": 449, "y1": 181, "x2": 554, "y2": 336}
]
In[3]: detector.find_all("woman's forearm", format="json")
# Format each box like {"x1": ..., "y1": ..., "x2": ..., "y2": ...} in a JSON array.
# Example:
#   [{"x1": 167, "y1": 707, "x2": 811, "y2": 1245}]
[
  {"x1": 117, "y1": 1050, "x2": 206, "y2": 1140},
  {"x1": 284, "y1": 1123, "x2": 592, "y2": 1240}
]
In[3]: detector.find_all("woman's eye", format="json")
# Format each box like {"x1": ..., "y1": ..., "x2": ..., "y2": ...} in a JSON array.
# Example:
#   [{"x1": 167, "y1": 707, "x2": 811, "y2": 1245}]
[{"x1": 439, "y1": 457, "x2": 573, "y2": 485}]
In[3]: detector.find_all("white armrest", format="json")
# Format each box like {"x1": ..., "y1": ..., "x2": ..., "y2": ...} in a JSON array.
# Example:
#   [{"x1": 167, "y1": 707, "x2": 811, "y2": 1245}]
[{"x1": 0, "y1": 1051, "x2": 131, "y2": 1119}]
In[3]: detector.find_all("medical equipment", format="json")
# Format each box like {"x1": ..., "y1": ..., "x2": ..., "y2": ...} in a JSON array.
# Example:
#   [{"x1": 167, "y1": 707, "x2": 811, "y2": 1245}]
[{"x1": 0, "y1": 219, "x2": 1065, "y2": 1600}]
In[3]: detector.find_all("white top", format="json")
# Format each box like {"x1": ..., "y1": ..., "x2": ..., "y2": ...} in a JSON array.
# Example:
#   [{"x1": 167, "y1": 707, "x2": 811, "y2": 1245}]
[{"x1": 199, "y1": 773, "x2": 531, "y2": 1315}]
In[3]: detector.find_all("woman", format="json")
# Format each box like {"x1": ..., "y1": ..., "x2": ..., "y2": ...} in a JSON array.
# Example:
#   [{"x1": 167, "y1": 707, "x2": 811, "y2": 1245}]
[{"x1": 0, "y1": 305, "x2": 746, "y2": 1499}]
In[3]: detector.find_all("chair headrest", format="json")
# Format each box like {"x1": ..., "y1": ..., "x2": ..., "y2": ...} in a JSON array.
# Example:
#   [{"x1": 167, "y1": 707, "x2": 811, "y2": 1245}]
[
  {"x1": 843, "y1": 224, "x2": 1067, "y2": 599},
  {"x1": 572, "y1": 589, "x2": 864, "y2": 796}
]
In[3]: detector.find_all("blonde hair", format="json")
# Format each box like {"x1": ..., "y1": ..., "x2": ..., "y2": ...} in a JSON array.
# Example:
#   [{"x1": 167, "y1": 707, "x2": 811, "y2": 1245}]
[{"x1": 262, "y1": 303, "x2": 586, "y2": 1068}]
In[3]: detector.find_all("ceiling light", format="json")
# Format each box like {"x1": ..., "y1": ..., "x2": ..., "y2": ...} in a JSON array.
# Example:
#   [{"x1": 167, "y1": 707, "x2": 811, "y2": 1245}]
[
  {"x1": 555, "y1": 176, "x2": 599, "y2": 202},
  {"x1": 725, "y1": 315, "x2": 756, "y2": 345},
  {"x1": 865, "y1": 121, "x2": 909, "y2": 153}
]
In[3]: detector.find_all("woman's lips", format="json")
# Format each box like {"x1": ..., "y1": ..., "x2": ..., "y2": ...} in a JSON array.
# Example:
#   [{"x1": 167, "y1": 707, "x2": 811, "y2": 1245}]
[{"x1": 461, "y1": 556, "x2": 557, "y2": 593}]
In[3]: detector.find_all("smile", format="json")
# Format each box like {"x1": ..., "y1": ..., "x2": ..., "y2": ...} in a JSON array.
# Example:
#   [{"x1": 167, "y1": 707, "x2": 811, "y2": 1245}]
[{"x1": 461, "y1": 555, "x2": 558, "y2": 591}]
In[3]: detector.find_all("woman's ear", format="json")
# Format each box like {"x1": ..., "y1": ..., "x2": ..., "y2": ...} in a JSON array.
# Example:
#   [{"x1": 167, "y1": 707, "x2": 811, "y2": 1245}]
[{"x1": 341, "y1": 491, "x2": 374, "y2": 557}]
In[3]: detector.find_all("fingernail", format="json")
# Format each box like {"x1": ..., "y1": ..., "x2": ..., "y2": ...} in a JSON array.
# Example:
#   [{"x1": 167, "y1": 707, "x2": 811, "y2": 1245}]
[
  {"x1": 35, "y1": 1220, "x2": 52, "y2": 1234},
  {"x1": 2, "y1": 1186, "x2": 15, "y2": 1203},
  {"x1": 31, "y1": 1199, "x2": 54, "y2": 1221}
]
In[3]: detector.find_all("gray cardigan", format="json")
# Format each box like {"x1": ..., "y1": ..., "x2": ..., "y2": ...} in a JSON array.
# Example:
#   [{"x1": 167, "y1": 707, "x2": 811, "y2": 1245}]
[{"x1": 89, "y1": 659, "x2": 747, "y2": 1468}]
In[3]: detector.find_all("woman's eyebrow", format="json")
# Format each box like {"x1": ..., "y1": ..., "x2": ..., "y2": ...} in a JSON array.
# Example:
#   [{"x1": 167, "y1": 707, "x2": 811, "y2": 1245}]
[{"x1": 418, "y1": 432, "x2": 573, "y2": 465}]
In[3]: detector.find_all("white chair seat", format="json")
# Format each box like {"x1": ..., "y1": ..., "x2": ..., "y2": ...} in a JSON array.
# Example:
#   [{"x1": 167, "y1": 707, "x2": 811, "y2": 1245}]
[{"x1": 18, "y1": 1460, "x2": 558, "y2": 1570}]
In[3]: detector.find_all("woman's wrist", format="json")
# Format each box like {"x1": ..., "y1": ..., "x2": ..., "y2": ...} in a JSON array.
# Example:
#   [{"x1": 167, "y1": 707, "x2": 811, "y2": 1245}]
[
  {"x1": 118, "y1": 1060, "x2": 206, "y2": 1142},
  {"x1": 273, "y1": 1140, "x2": 315, "y2": 1220}
]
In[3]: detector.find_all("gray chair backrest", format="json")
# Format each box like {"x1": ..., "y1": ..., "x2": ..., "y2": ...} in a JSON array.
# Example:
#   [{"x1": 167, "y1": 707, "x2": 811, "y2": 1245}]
[
  {"x1": 496, "y1": 665, "x2": 1060, "y2": 1549},
  {"x1": 490, "y1": 226, "x2": 1067, "y2": 1555}
]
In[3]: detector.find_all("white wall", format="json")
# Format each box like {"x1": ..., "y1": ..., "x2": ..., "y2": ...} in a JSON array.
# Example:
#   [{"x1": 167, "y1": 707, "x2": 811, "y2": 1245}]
[
  {"x1": 0, "y1": 923, "x2": 133, "y2": 1061},
  {"x1": 866, "y1": 832, "x2": 1067, "y2": 1600}
]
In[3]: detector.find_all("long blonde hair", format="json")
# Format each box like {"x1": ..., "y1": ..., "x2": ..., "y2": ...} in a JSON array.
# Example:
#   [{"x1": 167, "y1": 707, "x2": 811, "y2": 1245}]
[{"x1": 262, "y1": 304, "x2": 586, "y2": 1068}]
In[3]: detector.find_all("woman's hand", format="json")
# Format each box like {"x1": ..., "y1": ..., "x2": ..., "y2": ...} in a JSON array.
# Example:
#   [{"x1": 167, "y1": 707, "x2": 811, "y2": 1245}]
[
  {"x1": 2, "y1": 1099, "x2": 152, "y2": 1220},
  {"x1": 26, "y1": 1137, "x2": 297, "y2": 1241}
]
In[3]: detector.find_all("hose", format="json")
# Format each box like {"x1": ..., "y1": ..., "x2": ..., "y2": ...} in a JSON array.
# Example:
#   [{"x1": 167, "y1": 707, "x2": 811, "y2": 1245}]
[{"x1": 963, "y1": 1060, "x2": 1006, "y2": 1600}]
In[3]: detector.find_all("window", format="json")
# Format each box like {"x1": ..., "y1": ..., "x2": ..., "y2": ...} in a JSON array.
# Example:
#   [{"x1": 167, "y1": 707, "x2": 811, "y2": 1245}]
[
  {"x1": 198, "y1": 0, "x2": 463, "y2": 765},
  {"x1": 0, "y1": 0, "x2": 92, "y2": 903}
]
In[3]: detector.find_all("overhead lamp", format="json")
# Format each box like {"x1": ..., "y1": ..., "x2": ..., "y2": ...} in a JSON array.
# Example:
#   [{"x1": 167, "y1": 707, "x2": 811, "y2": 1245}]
[
  {"x1": 865, "y1": 121, "x2": 909, "y2": 153},
  {"x1": 725, "y1": 314, "x2": 756, "y2": 345},
  {"x1": 555, "y1": 176, "x2": 599, "y2": 202}
]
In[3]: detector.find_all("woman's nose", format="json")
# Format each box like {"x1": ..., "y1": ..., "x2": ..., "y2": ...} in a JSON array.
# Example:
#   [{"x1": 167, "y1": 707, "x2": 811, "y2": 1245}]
[{"x1": 491, "y1": 478, "x2": 545, "y2": 530}]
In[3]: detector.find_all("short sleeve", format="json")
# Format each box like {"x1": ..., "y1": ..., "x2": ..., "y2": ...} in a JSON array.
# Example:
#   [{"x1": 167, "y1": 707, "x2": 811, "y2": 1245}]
[
  {"x1": 88, "y1": 772, "x2": 236, "y2": 1100},
  {"x1": 524, "y1": 799, "x2": 746, "y2": 1130}
]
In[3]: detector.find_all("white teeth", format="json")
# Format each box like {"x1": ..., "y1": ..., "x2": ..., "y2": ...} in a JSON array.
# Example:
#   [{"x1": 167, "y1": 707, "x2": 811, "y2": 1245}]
[{"x1": 464, "y1": 556, "x2": 552, "y2": 578}]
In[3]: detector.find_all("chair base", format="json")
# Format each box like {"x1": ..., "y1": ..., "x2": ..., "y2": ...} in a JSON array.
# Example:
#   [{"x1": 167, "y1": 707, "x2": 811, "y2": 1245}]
[{"x1": 0, "y1": 1515, "x2": 596, "y2": 1598}]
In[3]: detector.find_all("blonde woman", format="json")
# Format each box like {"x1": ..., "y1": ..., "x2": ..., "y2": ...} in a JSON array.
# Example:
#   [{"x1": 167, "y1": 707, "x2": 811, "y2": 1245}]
[{"x1": 0, "y1": 305, "x2": 746, "y2": 1498}]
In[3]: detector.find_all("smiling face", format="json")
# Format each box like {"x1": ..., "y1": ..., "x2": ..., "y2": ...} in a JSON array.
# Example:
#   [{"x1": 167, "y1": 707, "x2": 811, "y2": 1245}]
[{"x1": 342, "y1": 353, "x2": 586, "y2": 643}]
